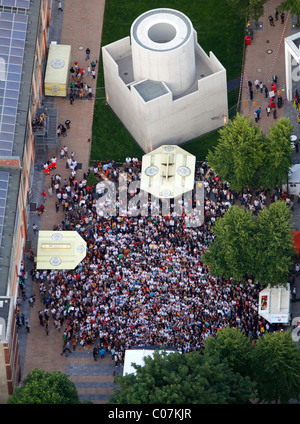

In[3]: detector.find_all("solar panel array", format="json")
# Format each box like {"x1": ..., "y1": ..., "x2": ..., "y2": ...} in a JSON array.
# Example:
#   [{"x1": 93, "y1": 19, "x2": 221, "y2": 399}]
[
  {"x1": 0, "y1": 171, "x2": 9, "y2": 244},
  {"x1": 0, "y1": 11, "x2": 28, "y2": 156},
  {"x1": 0, "y1": 0, "x2": 30, "y2": 9}
]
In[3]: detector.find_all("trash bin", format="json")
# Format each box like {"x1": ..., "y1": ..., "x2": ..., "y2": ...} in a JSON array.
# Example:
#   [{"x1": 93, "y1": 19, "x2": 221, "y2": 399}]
[
  {"x1": 270, "y1": 97, "x2": 276, "y2": 109},
  {"x1": 245, "y1": 36, "x2": 251, "y2": 45},
  {"x1": 270, "y1": 83, "x2": 277, "y2": 93}
]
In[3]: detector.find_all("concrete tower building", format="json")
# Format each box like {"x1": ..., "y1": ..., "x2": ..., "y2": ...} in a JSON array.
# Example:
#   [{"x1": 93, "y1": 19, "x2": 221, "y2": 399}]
[{"x1": 102, "y1": 8, "x2": 228, "y2": 152}]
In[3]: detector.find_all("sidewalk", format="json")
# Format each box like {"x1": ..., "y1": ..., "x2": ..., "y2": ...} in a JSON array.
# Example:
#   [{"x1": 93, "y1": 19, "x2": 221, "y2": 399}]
[
  {"x1": 240, "y1": 0, "x2": 290, "y2": 131},
  {"x1": 239, "y1": 0, "x2": 300, "y2": 331},
  {"x1": 20, "y1": 0, "x2": 113, "y2": 402}
]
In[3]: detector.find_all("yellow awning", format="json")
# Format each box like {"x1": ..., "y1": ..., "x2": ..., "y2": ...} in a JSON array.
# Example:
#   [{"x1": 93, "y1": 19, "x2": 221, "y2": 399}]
[
  {"x1": 44, "y1": 43, "x2": 71, "y2": 97},
  {"x1": 36, "y1": 231, "x2": 87, "y2": 270}
]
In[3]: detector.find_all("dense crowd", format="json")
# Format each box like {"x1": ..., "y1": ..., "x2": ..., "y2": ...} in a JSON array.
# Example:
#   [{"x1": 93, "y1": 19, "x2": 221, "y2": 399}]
[{"x1": 31, "y1": 157, "x2": 287, "y2": 361}]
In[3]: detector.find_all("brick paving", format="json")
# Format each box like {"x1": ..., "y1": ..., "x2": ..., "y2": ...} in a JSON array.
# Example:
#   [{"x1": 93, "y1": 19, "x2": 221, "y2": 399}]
[
  {"x1": 20, "y1": 0, "x2": 122, "y2": 404},
  {"x1": 240, "y1": 0, "x2": 289, "y2": 132},
  {"x1": 19, "y1": 0, "x2": 300, "y2": 403}
]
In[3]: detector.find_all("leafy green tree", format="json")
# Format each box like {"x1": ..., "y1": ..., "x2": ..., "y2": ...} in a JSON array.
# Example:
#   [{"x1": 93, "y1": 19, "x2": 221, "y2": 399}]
[
  {"x1": 109, "y1": 350, "x2": 254, "y2": 404},
  {"x1": 202, "y1": 202, "x2": 295, "y2": 287},
  {"x1": 204, "y1": 326, "x2": 254, "y2": 378},
  {"x1": 7, "y1": 369, "x2": 80, "y2": 404},
  {"x1": 255, "y1": 201, "x2": 295, "y2": 287},
  {"x1": 207, "y1": 115, "x2": 294, "y2": 193},
  {"x1": 262, "y1": 118, "x2": 293, "y2": 190},
  {"x1": 252, "y1": 331, "x2": 300, "y2": 403},
  {"x1": 207, "y1": 114, "x2": 266, "y2": 192},
  {"x1": 278, "y1": 0, "x2": 300, "y2": 26},
  {"x1": 202, "y1": 205, "x2": 257, "y2": 282},
  {"x1": 226, "y1": 0, "x2": 267, "y2": 21}
]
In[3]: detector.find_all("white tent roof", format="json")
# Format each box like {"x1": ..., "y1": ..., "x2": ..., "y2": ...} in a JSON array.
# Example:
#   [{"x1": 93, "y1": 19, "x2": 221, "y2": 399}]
[
  {"x1": 140, "y1": 144, "x2": 196, "y2": 199},
  {"x1": 123, "y1": 348, "x2": 175, "y2": 376}
]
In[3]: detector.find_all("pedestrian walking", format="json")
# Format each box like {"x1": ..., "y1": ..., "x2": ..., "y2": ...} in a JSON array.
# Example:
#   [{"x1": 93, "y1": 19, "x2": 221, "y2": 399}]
[
  {"x1": 58, "y1": 1, "x2": 63, "y2": 11},
  {"x1": 281, "y1": 12, "x2": 285, "y2": 24},
  {"x1": 268, "y1": 15, "x2": 275, "y2": 26},
  {"x1": 25, "y1": 319, "x2": 30, "y2": 333},
  {"x1": 298, "y1": 113, "x2": 300, "y2": 124},
  {"x1": 61, "y1": 341, "x2": 71, "y2": 356},
  {"x1": 292, "y1": 286, "x2": 297, "y2": 300},
  {"x1": 275, "y1": 9, "x2": 279, "y2": 20},
  {"x1": 65, "y1": 119, "x2": 71, "y2": 129},
  {"x1": 70, "y1": 95, "x2": 74, "y2": 105},
  {"x1": 260, "y1": 82, "x2": 263, "y2": 94},
  {"x1": 86, "y1": 47, "x2": 90, "y2": 60},
  {"x1": 256, "y1": 107, "x2": 261, "y2": 120},
  {"x1": 254, "y1": 111, "x2": 258, "y2": 123},
  {"x1": 249, "y1": 88, "x2": 253, "y2": 100},
  {"x1": 93, "y1": 347, "x2": 98, "y2": 361},
  {"x1": 32, "y1": 223, "x2": 38, "y2": 234},
  {"x1": 266, "y1": 105, "x2": 271, "y2": 117},
  {"x1": 100, "y1": 348, "x2": 105, "y2": 359},
  {"x1": 41, "y1": 190, "x2": 47, "y2": 202},
  {"x1": 264, "y1": 85, "x2": 268, "y2": 98},
  {"x1": 273, "y1": 109, "x2": 277, "y2": 119}
]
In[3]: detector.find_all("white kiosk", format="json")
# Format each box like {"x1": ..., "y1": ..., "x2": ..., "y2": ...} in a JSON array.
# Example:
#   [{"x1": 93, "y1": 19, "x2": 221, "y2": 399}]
[{"x1": 258, "y1": 284, "x2": 290, "y2": 324}]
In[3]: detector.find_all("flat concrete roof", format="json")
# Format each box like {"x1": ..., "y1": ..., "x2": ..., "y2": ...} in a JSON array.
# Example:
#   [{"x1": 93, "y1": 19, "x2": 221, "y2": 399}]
[
  {"x1": 133, "y1": 79, "x2": 169, "y2": 102},
  {"x1": 131, "y1": 8, "x2": 192, "y2": 52}
]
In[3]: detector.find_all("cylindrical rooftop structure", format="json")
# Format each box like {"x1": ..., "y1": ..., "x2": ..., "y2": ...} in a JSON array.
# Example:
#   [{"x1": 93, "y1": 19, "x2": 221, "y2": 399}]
[{"x1": 131, "y1": 8, "x2": 196, "y2": 97}]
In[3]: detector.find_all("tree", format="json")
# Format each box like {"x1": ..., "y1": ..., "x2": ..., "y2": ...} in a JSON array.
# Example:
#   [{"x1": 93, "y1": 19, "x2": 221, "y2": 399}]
[
  {"x1": 204, "y1": 326, "x2": 254, "y2": 378},
  {"x1": 254, "y1": 201, "x2": 295, "y2": 287},
  {"x1": 252, "y1": 331, "x2": 300, "y2": 403},
  {"x1": 206, "y1": 114, "x2": 266, "y2": 193},
  {"x1": 226, "y1": 0, "x2": 267, "y2": 21},
  {"x1": 261, "y1": 118, "x2": 293, "y2": 190},
  {"x1": 109, "y1": 350, "x2": 254, "y2": 404},
  {"x1": 278, "y1": 0, "x2": 300, "y2": 26},
  {"x1": 7, "y1": 369, "x2": 81, "y2": 404},
  {"x1": 202, "y1": 201, "x2": 295, "y2": 287},
  {"x1": 207, "y1": 115, "x2": 294, "y2": 193},
  {"x1": 201, "y1": 205, "x2": 257, "y2": 282}
]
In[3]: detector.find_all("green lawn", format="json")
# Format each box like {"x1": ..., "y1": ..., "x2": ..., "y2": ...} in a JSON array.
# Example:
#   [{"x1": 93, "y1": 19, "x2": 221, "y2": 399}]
[{"x1": 91, "y1": 0, "x2": 245, "y2": 163}]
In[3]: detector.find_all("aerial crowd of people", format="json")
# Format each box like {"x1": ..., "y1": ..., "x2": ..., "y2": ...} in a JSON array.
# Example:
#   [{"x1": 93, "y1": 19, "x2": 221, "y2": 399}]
[{"x1": 29, "y1": 156, "x2": 289, "y2": 361}]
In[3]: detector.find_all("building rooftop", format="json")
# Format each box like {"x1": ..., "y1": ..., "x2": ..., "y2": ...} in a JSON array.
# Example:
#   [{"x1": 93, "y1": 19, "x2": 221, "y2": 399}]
[
  {"x1": 140, "y1": 144, "x2": 196, "y2": 199},
  {"x1": 0, "y1": 0, "x2": 41, "y2": 294},
  {"x1": 0, "y1": 296, "x2": 11, "y2": 342},
  {"x1": 133, "y1": 79, "x2": 169, "y2": 102}
]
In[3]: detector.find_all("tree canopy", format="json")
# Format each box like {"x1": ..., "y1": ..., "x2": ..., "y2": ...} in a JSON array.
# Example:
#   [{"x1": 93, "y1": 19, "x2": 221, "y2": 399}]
[
  {"x1": 110, "y1": 349, "x2": 254, "y2": 404},
  {"x1": 278, "y1": 0, "x2": 300, "y2": 25},
  {"x1": 226, "y1": 0, "x2": 267, "y2": 22},
  {"x1": 206, "y1": 114, "x2": 293, "y2": 193},
  {"x1": 202, "y1": 201, "x2": 295, "y2": 287},
  {"x1": 252, "y1": 331, "x2": 300, "y2": 403},
  {"x1": 7, "y1": 369, "x2": 81, "y2": 404},
  {"x1": 110, "y1": 328, "x2": 300, "y2": 404}
]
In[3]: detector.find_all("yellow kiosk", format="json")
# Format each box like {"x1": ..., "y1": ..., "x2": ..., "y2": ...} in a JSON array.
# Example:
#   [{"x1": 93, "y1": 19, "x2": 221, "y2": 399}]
[
  {"x1": 44, "y1": 42, "x2": 71, "y2": 97},
  {"x1": 36, "y1": 231, "x2": 87, "y2": 270}
]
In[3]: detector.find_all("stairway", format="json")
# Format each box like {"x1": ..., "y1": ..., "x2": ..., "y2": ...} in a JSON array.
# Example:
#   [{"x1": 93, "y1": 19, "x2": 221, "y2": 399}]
[{"x1": 65, "y1": 350, "x2": 123, "y2": 404}]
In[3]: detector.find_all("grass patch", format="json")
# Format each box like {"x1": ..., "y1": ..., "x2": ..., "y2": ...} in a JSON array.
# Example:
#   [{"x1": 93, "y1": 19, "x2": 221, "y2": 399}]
[{"x1": 91, "y1": 0, "x2": 245, "y2": 163}]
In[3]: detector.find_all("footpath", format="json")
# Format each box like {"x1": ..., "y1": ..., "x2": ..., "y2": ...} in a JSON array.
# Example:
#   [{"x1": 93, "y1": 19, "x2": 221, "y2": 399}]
[
  {"x1": 240, "y1": 0, "x2": 300, "y2": 330},
  {"x1": 18, "y1": 0, "x2": 124, "y2": 404}
]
